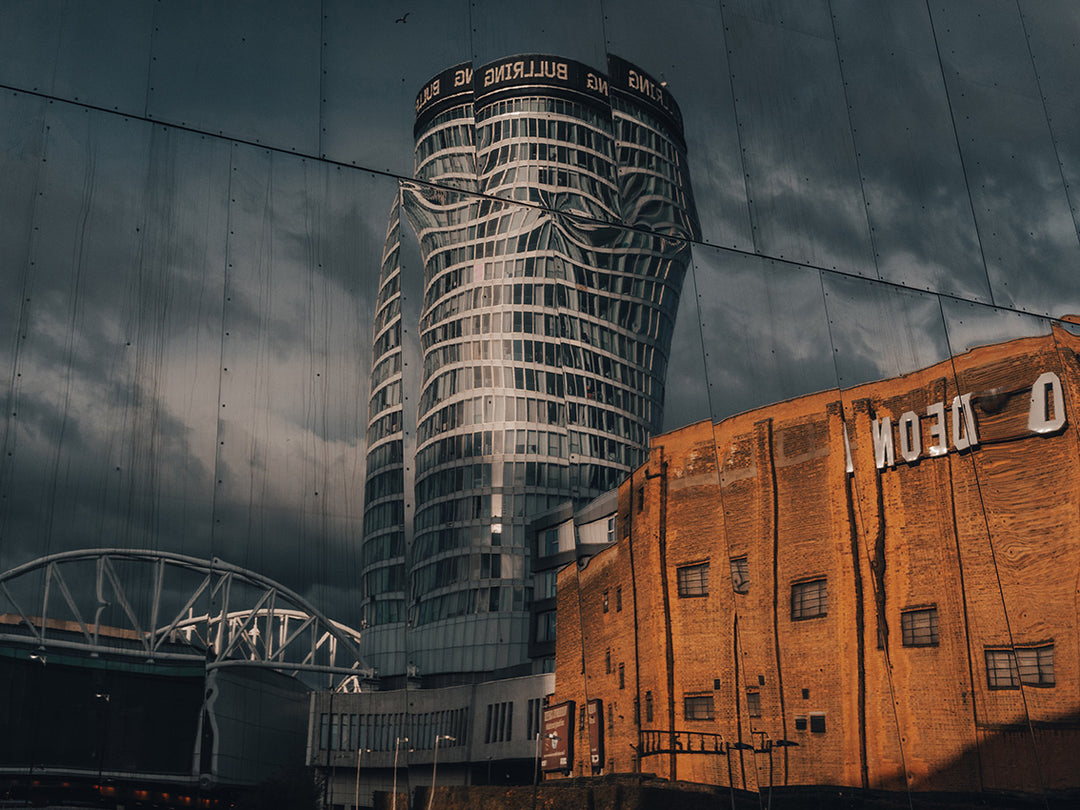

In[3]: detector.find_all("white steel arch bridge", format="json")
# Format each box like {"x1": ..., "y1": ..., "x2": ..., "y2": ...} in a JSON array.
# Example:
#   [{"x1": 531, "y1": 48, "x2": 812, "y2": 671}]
[{"x1": 0, "y1": 548, "x2": 372, "y2": 691}]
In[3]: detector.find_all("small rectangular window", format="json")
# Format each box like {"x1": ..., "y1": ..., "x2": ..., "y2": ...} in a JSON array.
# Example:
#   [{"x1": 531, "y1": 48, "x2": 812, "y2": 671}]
[
  {"x1": 730, "y1": 556, "x2": 749, "y2": 594},
  {"x1": 987, "y1": 645, "x2": 1055, "y2": 688},
  {"x1": 683, "y1": 694, "x2": 714, "y2": 721},
  {"x1": 986, "y1": 649, "x2": 1018, "y2": 688},
  {"x1": 677, "y1": 562, "x2": 709, "y2": 597},
  {"x1": 746, "y1": 690, "x2": 761, "y2": 718},
  {"x1": 619, "y1": 663, "x2": 625, "y2": 690},
  {"x1": 791, "y1": 578, "x2": 827, "y2": 620},
  {"x1": 602, "y1": 590, "x2": 609, "y2": 613},
  {"x1": 616, "y1": 587, "x2": 623, "y2": 612},
  {"x1": 536, "y1": 610, "x2": 557, "y2": 643},
  {"x1": 1017, "y1": 645, "x2": 1055, "y2": 686},
  {"x1": 901, "y1": 607, "x2": 939, "y2": 647},
  {"x1": 809, "y1": 713, "x2": 826, "y2": 733},
  {"x1": 544, "y1": 528, "x2": 559, "y2": 556},
  {"x1": 339, "y1": 713, "x2": 351, "y2": 750}
]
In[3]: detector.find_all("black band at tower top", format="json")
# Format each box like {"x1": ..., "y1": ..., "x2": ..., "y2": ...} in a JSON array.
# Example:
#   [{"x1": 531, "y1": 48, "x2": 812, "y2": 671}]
[{"x1": 413, "y1": 53, "x2": 686, "y2": 146}]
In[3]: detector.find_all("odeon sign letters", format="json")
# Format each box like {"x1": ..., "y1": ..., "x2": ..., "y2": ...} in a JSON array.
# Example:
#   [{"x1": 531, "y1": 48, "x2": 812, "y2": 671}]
[{"x1": 846, "y1": 371, "x2": 1066, "y2": 473}]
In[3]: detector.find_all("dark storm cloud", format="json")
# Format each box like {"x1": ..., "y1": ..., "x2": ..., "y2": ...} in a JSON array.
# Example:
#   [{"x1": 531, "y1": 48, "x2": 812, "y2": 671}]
[
  {"x1": 0, "y1": 378, "x2": 214, "y2": 565},
  {"x1": 821, "y1": 273, "x2": 952, "y2": 389},
  {"x1": 941, "y1": 299, "x2": 1053, "y2": 358},
  {"x1": 0, "y1": 119, "x2": 375, "y2": 628},
  {"x1": 687, "y1": 251, "x2": 839, "y2": 421},
  {"x1": 829, "y1": 1, "x2": 991, "y2": 301},
  {"x1": 4, "y1": 0, "x2": 1080, "y2": 636}
]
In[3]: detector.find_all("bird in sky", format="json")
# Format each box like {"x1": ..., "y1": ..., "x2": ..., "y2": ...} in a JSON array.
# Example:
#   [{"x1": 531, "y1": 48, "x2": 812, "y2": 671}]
[{"x1": 396, "y1": 12, "x2": 410, "y2": 23}]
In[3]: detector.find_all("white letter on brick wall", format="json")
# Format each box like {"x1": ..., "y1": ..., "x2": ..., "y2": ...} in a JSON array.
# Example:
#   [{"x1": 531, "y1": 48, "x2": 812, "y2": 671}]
[
  {"x1": 872, "y1": 417, "x2": 895, "y2": 469},
  {"x1": 898, "y1": 411, "x2": 921, "y2": 463},
  {"x1": 1028, "y1": 372, "x2": 1066, "y2": 434},
  {"x1": 951, "y1": 393, "x2": 978, "y2": 451},
  {"x1": 926, "y1": 401, "x2": 948, "y2": 456}
]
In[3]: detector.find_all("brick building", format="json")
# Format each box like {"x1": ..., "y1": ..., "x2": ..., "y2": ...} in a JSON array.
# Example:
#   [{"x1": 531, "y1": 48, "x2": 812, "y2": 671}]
[{"x1": 551, "y1": 327, "x2": 1080, "y2": 797}]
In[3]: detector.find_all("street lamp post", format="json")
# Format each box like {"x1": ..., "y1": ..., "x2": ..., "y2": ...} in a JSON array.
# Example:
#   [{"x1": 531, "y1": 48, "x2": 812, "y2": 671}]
[
  {"x1": 750, "y1": 733, "x2": 798, "y2": 810},
  {"x1": 766, "y1": 739, "x2": 798, "y2": 810},
  {"x1": 94, "y1": 692, "x2": 111, "y2": 789},
  {"x1": 728, "y1": 741, "x2": 754, "y2": 810},
  {"x1": 391, "y1": 736, "x2": 409, "y2": 810},
  {"x1": 532, "y1": 733, "x2": 558, "y2": 810},
  {"x1": 427, "y1": 734, "x2": 455, "y2": 810},
  {"x1": 26, "y1": 652, "x2": 47, "y2": 806},
  {"x1": 354, "y1": 745, "x2": 371, "y2": 810}
]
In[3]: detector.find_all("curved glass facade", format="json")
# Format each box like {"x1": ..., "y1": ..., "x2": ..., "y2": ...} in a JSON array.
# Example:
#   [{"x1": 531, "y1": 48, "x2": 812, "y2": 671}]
[{"x1": 358, "y1": 54, "x2": 699, "y2": 676}]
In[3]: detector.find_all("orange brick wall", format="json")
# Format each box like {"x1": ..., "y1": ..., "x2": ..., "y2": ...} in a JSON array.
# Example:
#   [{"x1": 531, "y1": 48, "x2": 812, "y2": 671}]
[{"x1": 553, "y1": 328, "x2": 1080, "y2": 795}]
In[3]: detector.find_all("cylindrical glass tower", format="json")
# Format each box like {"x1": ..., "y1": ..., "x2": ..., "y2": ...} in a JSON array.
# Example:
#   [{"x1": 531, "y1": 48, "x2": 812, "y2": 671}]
[{"x1": 360, "y1": 54, "x2": 699, "y2": 681}]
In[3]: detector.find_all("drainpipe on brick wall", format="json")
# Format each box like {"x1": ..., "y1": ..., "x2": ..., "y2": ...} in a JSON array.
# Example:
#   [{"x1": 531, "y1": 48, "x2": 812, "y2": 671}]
[
  {"x1": 732, "y1": 614, "x2": 747, "y2": 789},
  {"x1": 573, "y1": 554, "x2": 591, "y2": 778},
  {"x1": 645, "y1": 449, "x2": 675, "y2": 781},
  {"x1": 826, "y1": 401, "x2": 871, "y2": 789},
  {"x1": 839, "y1": 417, "x2": 870, "y2": 790},
  {"x1": 627, "y1": 469, "x2": 643, "y2": 775},
  {"x1": 758, "y1": 418, "x2": 791, "y2": 784}
]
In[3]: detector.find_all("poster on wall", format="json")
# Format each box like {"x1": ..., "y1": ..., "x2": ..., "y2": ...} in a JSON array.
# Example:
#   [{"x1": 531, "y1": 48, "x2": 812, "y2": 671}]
[
  {"x1": 541, "y1": 700, "x2": 575, "y2": 773},
  {"x1": 587, "y1": 698, "x2": 604, "y2": 773}
]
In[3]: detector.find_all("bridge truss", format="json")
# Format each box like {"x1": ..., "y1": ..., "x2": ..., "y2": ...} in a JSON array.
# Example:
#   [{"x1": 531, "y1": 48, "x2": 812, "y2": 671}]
[{"x1": 0, "y1": 548, "x2": 372, "y2": 691}]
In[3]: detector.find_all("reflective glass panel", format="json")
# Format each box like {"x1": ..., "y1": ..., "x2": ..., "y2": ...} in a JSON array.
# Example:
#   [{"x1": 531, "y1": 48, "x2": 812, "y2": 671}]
[
  {"x1": 0, "y1": 0, "x2": 153, "y2": 113},
  {"x1": 692, "y1": 247, "x2": 836, "y2": 422},
  {"x1": 724, "y1": 6, "x2": 874, "y2": 276},
  {"x1": 832, "y1": 1, "x2": 989, "y2": 300},
  {"x1": 932, "y1": 2, "x2": 1080, "y2": 316},
  {"x1": 320, "y1": 0, "x2": 472, "y2": 174},
  {"x1": 468, "y1": 0, "x2": 606, "y2": 68},
  {"x1": 147, "y1": 1, "x2": 321, "y2": 153},
  {"x1": 1020, "y1": 3, "x2": 1080, "y2": 244},
  {"x1": 0, "y1": 92, "x2": 47, "y2": 406},
  {"x1": 604, "y1": 0, "x2": 753, "y2": 251},
  {"x1": 214, "y1": 148, "x2": 389, "y2": 617}
]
